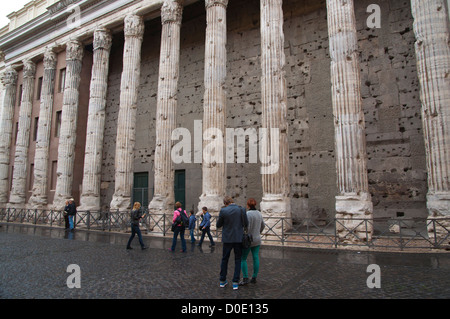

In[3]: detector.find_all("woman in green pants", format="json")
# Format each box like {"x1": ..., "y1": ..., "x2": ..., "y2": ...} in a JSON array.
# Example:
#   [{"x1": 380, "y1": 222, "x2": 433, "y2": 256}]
[{"x1": 240, "y1": 198, "x2": 265, "y2": 285}]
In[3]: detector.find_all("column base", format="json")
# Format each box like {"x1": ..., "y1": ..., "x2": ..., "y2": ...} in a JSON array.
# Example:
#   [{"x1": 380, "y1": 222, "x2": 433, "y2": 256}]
[
  {"x1": 260, "y1": 194, "x2": 291, "y2": 236},
  {"x1": 335, "y1": 192, "x2": 373, "y2": 244},
  {"x1": 78, "y1": 195, "x2": 101, "y2": 212},
  {"x1": 427, "y1": 192, "x2": 450, "y2": 242},
  {"x1": 27, "y1": 195, "x2": 48, "y2": 210},
  {"x1": 148, "y1": 195, "x2": 175, "y2": 231},
  {"x1": 110, "y1": 194, "x2": 131, "y2": 212}
]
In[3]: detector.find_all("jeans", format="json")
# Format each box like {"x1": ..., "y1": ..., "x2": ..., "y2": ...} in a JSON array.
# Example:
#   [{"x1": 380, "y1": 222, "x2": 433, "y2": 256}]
[
  {"x1": 198, "y1": 227, "x2": 215, "y2": 246},
  {"x1": 220, "y1": 243, "x2": 242, "y2": 283},
  {"x1": 189, "y1": 229, "x2": 196, "y2": 242},
  {"x1": 171, "y1": 226, "x2": 186, "y2": 252},
  {"x1": 241, "y1": 245, "x2": 260, "y2": 279},
  {"x1": 127, "y1": 224, "x2": 145, "y2": 248},
  {"x1": 68, "y1": 215, "x2": 74, "y2": 230}
]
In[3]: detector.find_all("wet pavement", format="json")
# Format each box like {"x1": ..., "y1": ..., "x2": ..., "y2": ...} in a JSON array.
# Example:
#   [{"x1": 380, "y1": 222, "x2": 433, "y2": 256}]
[{"x1": 1, "y1": 222, "x2": 449, "y2": 300}]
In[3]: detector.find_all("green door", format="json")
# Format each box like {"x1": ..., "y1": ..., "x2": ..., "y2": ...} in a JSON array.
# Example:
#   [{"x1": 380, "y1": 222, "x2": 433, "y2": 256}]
[
  {"x1": 133, "y1": 172, "x2": 149, "y2": 208},
  {"x1": 174, "y1": 170, "x2": 186, "y2": 210}
]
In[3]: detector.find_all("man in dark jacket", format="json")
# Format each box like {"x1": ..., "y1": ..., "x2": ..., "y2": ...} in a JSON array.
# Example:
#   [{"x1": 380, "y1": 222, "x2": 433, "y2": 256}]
[{"x1": 217, "y1": 196, "x2": 248, "y2": 290}]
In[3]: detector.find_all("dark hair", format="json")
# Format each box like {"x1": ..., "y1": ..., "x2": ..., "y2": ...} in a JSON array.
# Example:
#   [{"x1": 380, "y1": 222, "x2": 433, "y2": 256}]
[
  {"x1": 247, "y1": 198, "x2": 257, "y2": 210},
  {"x1": 202, "y1": 207, "x2": 208, "y2": 212}
]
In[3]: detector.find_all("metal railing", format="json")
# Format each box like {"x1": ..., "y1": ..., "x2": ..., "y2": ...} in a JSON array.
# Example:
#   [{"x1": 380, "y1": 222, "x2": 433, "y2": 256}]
[{"x1": 1, "y1": 207, "x2": 449, "y2": 251}]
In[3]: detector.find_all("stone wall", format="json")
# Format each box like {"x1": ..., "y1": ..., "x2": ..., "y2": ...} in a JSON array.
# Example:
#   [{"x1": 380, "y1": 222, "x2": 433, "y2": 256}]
[{"x1": 100, "y1": 0, "x2": 426, "y2": 220}]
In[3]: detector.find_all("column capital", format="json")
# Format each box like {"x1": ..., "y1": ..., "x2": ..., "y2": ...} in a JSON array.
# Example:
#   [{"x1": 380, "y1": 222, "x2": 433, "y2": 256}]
[
  {"x1": 161, "y1": 0, "x2": 184, "y2": 25},
  {"x1": 43, "y1": 47, "x2": 57, "y2": 70},
  {"x1": 93, "y1": 28, "x2": 112, "y2": 51},
  {"x1": 124, "y1": 14, "x2": 145, "y2": 39},
  {"x1": 22, "y1": 60, "x2": 36, "y2": 79},
  {"x1": 205, "y1": 0, "x2": 228, "y2": 9},
  {"x1": 66, "y1": 40, "x2": 84, "y2": 61},
  {"x1": 1, "y1": 67, "x2": 18, "y2": 86}
]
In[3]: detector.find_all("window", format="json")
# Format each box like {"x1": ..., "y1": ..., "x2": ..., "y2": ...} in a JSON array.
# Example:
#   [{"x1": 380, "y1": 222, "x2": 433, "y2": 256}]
[
  {"x1": 55, "y1": 111, "x2": 62, "y2": 138},
  {"x1": 36, "y1": 77, "x2": 43, "y2": 100},
  {"x1": 18, "y1": 85, "x2": 23, "y2": 106},
  {"x1": 33, "y1": 117, "x2": 39, "y2": 142},
  {"x1": 14, "y1": 122, "x2": 19, "y2": 144},
  {"x1": 59, "y1": 68, "x2": 66, "y2": 93},
  {"x1": 51, "y1": 161, "x2": 58, "y2": 190},
  {"x1": 29, "y1": 164, "x2": 34, "y2": 191}
]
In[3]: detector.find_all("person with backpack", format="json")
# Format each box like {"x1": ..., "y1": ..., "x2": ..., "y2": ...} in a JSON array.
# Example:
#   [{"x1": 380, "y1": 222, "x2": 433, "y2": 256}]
[
  {"x1": 169, "y1": 202, "x2": 188, "y2": 252},
  {"x1": 126, "y1": 202, "x2": 148, "y2": 250},
  {"x1": 197, "y1": 206, "x2": 215, "y2": 247}
]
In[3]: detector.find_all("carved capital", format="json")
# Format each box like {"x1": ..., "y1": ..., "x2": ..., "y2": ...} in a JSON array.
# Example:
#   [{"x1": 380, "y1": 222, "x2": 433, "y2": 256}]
[
  {"x1": 1, "y1": 67, "x2": 18, "y2": 86},
  {"x1": 124, "y1": 14, "x2": 145, "y2": 39},
  {"x1": 205, "y1": 0, "x2": 228, "y2": 9},
  {"x1": 161, "y1": 0, "x2": 184, "y2": 25},
  {"x1": 66, "y1": 40, "x2": 84, "y2": 61},
  {"x1": 93, "y1": 28, "x2": 113, "y2": 51},
  {"x1": 22, "y1": 60, "x2": 36, "y2": 79},
  {"x1": 43, "y1": 47, "x2": 57, "y2": 70}
]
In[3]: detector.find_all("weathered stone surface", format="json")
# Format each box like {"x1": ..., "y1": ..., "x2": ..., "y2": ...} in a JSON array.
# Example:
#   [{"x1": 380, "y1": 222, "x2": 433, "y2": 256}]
[
  {"x1": 0, "y1": 67, "x2": 18, "y2": 206},
  {"x1": 149, "y1": 0, "x2": 184, "y2": 217},
  {"x1": 110, "y1": 14, "x2": 145, "y2": 211},
  {"x1": 327, "y1": 0, "x2": 373, "y2": 242},
  {"x1": 28, "y1": 48, "x2": 57, "y2": 208},
  {"x1": 9, "y1": 60, "x2": 36, "y2": 207},
  {"x1": 79, "y1": 28, "x2": 112, "y2": 212},
  {"x1": 198, "y1": 0, "x2": 228, "y2": 215},
  {"x1": 259, "y1": 0, "x2": 291, "y2": 233},
  {"x1": 411, "y1": 0, "x2": 450, "y2": 240},
  {"x1": 53, "y1": 40, "x2": 84, "y2": 210}
]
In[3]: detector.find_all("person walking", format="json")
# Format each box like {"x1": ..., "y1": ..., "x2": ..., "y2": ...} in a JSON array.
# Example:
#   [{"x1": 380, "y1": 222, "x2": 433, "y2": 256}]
[
  {"x1": 217, "y1": 196, "x2": 248, "y2": 290},
  {"x1": 170, "y1": 202, "x2": 187, "y2": 252},
  {"x1": 67, "y1": 198, "x2": 77, "y2": 231},
  {"x1": 189, "y1": 209, "x2": 197, "y2": 243},
  {"x1": 240, "y1": 198, "x2": 265, "y2": 286},
  {"x1": 126, "y1": 202, "x2": 148, "y2": 250},
  {"x1": 197, "y1": 206, "x2": 215, "y2": 247}
]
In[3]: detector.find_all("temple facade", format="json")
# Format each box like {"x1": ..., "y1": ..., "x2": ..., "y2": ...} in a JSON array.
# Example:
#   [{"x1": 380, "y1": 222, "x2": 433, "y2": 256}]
[{"x1": 0, "y1": 0, "x2": 449, "y2": 240}]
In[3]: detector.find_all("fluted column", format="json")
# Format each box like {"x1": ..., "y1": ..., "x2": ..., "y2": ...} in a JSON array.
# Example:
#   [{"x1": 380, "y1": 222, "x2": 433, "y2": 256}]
[
  {"x1": 110, "y1": 14, "x2": 144, "y2": 211},
  {"x1": 259, "y1": 0, "x2": 291, "y2": 231},
  {"x1": 9, "y1": 60, "x2": 36, "y2": 207},
  {"x1": 53, "y1": 40, "x2": 84, "y2": 209},
  {"x1": 327, "y1": 0, "x2": 373, "y2": 243},
  {"x1": 79, "y1": 28, "x2": 112, "y2": 211},
  {"x1": 149, "y1": 0, "x2": 184, "y2": 215},
  {"x1": 198, "y1": 0, "x2": 228, "y2": 215},
  {"x1": 411, "y1": 0, "x2": 450, "y2": 239},
  {"x1": 28, "y1": 48, "x2": 57, "y2": 208},
  {"x1": 0, "y1": 67, "x2": 18, "y2": 206}
]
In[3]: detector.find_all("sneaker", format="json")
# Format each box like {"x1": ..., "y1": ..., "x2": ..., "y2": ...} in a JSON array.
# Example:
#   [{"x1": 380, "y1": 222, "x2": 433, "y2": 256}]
[
  {"x1": 239, "y1": 278, "x2": 249, "y2": 286},
  {"x1": 141, "y1": 246, "x2": 148, "y2": 250},
  {"x1": 232, "y1": 282, "x2": 239, "y2": 290},
  {"x1": 219, "y1": 280, "x2": 228, "y2": 288},
  {"x1": 250, "y1": 277, "x2": 257, "y2": 284}
]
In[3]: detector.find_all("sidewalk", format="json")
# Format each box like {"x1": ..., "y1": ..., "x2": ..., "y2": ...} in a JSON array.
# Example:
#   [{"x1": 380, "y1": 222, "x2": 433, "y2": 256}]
[{"x1": 0, "y1": 223, "x2": 449, "y2": 299}]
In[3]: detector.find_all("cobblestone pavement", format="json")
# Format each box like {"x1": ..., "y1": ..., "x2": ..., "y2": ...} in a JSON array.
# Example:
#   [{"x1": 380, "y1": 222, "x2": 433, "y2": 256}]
[{"x1": 1, "y1": 223, "x2": 449, "y2": 300}]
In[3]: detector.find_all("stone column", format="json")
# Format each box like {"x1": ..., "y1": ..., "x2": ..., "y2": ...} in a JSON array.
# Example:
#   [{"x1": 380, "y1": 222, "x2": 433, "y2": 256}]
[
  {"x1": 259, "y1": 0, "x2": 291, "y2": 233},
  {"x1": 411, "y1": 0, "x2": 450, "y2": 240},
  {"x1": 110, "y1": 14, "x2": 144, "y2": 211},
  {"x1": 0, "y1": 67, "x2": 18, "y2": 206},
  {"x1": 198, "y1": 0, "x2": 228, "y2": 215},
  {"x1": 79, "y1": 28, "x2": 112, "y2": 212},
  {"x1": 149, "y1": 0, "x2": 184, "y2": 216},
  {"x1": 53, "y1": 40, "x2": 84, "y2": 209},
  {"x1": 9, "y1": 60, "x2": 36, "y2": 207},
  {"x1": 28, "y1": 48, "x2": 57, "y2": 208},
  {"x1": 326, "y1": 0, "x2": 373, "y2": 243}
]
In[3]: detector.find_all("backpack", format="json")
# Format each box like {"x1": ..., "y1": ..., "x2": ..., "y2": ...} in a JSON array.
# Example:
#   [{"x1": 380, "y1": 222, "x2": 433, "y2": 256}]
[{"x1": 179, "y1": 210, "x2": 189, "y2": 228}]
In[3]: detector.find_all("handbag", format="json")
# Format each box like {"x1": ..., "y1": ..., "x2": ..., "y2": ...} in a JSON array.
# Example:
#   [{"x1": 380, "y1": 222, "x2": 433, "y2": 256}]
[{"x1": 241, "y1": 207, "x2": 252, "y2": 249}]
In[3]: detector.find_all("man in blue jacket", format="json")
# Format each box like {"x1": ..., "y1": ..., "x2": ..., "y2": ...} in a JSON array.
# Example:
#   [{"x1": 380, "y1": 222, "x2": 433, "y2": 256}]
[
  {"x1": 217, "y1": 196, "x2": 248, "y2": 290},
  {"x1": 197, "y1": 207, "x2": 215, "y2": 247}
]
